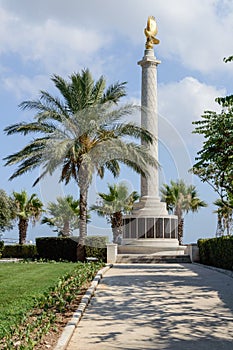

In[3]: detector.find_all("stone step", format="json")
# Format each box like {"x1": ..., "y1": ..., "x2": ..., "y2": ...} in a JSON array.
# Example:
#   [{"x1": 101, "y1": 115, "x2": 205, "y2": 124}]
[{"x1": 116, "y1": 254, "x2": 191, "y2": 264}]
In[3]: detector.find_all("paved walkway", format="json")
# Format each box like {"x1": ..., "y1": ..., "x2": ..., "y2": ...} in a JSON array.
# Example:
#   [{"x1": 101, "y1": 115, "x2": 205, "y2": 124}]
[{"x1": 67, "y1": 264, "x2": 233, "y2": 350}]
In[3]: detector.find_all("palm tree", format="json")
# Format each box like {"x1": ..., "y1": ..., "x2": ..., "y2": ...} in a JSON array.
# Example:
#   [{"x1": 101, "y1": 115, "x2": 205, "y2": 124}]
[
  {"x1": 11, "y1": 190, "x2": 43, "y2": 245},
  {"x1": 213, "y1": 199, "x2": 233, "y2": 236},
  {"x1": 42, "y1": 195, "x2": 80, "y2": 237},
  {"x1": 91, "y1": 183, "x2": 139, "y2": 243},
  {"x1": 4, "y1": 69, "x2": 157, "y2": 245},
  {"x1": 160, "y1": 179, "x2": 207, "y2": 245}
]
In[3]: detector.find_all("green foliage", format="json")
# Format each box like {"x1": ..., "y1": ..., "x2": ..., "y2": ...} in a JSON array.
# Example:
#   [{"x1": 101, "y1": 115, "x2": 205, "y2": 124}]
[
  {"x1": 192, "y1": 103, "x2": 233, "y2": 202},
  {"x1": 0, "y1": 261, "x2": 103, "y2": 348},
  {"x1": 42, "y1": 195, "x2": 80, "y2": 236},
  {"x1": 84, "y1": 236, "x2": 108, "y2": 261},
  {"x1": 0, "y1": 190, "x2": 14, "y2": 232},
  {"x1": 198, "y1": 236, "x2": 233, "y2": 270},
  {"x1": 4, "y1": 68, "x2": 157, "y2": 243},
  {"x1": 36, "y1": 237, "x2": 81, "y2": 261},
  {"x1": 12, "y1": 190, "x2": 43, "y2": 222},
  {"x1": 224, "y1": 55, "x2": 233, "y2": 63},
  {"x1": 11, "y1": 190, "x2": 44, "y2": 244},
  {"x1": 91, "y1": 182, "x2": 139, "y2": 243},
  {"x1": 36, "y1": 236, "x2": 108, "y2": 262},
  {"x1": 192, "y1": 56, "x2": 233, "y2": 203},
  {"x1": 0, "y1": 262, "x2": 80, "y2": 340},
  {"x1": 213, "y1": 198, "x2": 233, "y2": 236},
  {"x1": 2, "y1": 244, "x2": 38, "y2": 259},
  {"x1": 161, "y1": 179, "x2": 207, "y2": 244},
  {"x1": 0, "y1": 240, "x2": 4, "y2": 258}
]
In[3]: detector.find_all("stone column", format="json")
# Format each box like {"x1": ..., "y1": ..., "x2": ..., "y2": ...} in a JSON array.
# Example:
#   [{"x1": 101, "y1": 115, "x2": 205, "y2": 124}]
[
  {"x1": 132, "y1": 48, "x2": 167, "y2": 216},
  {"x1": 138, "y1": 49, "x2": 160, "y2": 199}
]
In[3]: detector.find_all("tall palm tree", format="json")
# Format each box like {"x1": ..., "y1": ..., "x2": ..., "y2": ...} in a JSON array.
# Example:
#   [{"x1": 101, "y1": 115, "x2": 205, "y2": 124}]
[
  {"x1": 91, "y1": 183, "x2": 139, "y2": 243},
  {"x1": 160, "y1": 179, "x2": 207, "y2": 245},
  {"x1": 4, "y1": 69, "x2": 157, "y2": 244},
  {"x1": 213, "y1": 198, "x2": 233, "y2": 236},
  {"x1": 42, "y1": 195, "x2": 80, "y2": 237},
  {"x1": 12, "y1": 190, "x2": 43, "y2": 245}
]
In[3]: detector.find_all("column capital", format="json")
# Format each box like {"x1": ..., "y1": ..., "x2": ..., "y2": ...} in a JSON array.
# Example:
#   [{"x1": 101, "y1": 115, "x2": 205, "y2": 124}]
[{"x1": 138, "y1": 49, "x2": 161, "y2": 67}]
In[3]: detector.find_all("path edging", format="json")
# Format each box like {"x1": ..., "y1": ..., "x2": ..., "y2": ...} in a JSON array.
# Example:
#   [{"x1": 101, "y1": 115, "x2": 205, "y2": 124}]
[
  {"x1": 193, "y1": 262, "x2": 233, "y2": 279},
  {"x1": 54, "y1": 264, "x2": 112, "y2": 350}
]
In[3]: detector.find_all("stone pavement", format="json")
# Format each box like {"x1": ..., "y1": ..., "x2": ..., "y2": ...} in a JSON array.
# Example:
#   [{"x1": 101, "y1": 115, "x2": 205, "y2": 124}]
[{"x1": 66, "y1": 264, "x2": 233, "y2": 350}]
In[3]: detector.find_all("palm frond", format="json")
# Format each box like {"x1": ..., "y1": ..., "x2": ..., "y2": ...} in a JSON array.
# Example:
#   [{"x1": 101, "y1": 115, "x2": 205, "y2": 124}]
[
  {"x1": 4, "y1": 122, "x2": 55, "y2": 136},
  {"x1": 102, "y1": 81, "x2": 127, "y2": 104}
]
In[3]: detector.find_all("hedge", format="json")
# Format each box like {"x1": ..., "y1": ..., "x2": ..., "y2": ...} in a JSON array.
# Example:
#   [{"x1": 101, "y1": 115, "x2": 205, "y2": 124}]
[
  {"x1": 0, "y1": 241, "x2": 4, "y2": 258},
  {"x1": 84, "y1": 236, "x2": 108, "y2": 262},
  {"x1": 36, "y1": 236, "x2": 108, "y2": 262},
  {"x1": 198, "y1": 236, "x2": 233, "y2": 271},
  {"x1": 36, "y1": 237, "x2": 81, "y2": 262},
  {"x1": 2, "y1": 244, "x2": 38, "y2": 259}
]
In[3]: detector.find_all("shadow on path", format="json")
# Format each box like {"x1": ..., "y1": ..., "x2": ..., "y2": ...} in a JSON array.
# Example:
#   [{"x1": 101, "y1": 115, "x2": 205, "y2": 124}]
[{"x1": 67, "y1": 264, "x2": 233, "y2": 350}]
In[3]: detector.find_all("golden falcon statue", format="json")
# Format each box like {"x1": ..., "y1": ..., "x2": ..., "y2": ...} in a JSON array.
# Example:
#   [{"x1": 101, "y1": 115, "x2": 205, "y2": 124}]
[{"x1": 144, "y1": 16, "x2": 160, "y2": 49}]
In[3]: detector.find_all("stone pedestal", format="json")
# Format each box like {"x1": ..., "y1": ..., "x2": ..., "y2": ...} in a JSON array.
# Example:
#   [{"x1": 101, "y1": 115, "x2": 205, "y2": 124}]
[{"x1": 107, "y1": 244, "x2": 117, "y2": 263}]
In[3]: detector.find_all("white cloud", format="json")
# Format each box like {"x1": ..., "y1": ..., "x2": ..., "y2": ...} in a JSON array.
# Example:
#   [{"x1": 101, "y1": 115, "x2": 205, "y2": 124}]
[
  {"x1": 3, "y1": 74, "x2": 51, "y2": 101},
  {"x1": 158, "y1": 76, "x2": 226, "y2": 148},
  {"x1": 1, "y1": 0, "x2": 233, "y2": 76},
  {"x1": 156, "y1": 0, "x2": 233, "y2": 74},
  {"x1": 0, "y1": 7, "x2": 110, "y2": 75}
]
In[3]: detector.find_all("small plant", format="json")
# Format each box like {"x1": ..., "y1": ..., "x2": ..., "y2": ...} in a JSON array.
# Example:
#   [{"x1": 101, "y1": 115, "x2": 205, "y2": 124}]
[{"x1": 0, "y1": 261, "x2": 104, "y2": 349}]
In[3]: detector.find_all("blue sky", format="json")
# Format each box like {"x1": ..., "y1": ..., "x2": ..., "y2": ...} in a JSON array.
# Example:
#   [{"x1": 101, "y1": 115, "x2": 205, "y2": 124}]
[{"x1": 0, "y1": 0, "x2": 233, "y2": 244}]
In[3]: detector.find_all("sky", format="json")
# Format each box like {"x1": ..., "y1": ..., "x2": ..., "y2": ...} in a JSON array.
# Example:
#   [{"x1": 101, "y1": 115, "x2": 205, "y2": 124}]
[{"x1": 0, "y1": 0, "x2": 233, "y2": 244}]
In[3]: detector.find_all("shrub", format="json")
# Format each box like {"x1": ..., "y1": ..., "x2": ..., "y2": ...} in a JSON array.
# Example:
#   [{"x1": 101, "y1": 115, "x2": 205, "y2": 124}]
[
  {"x1": 0, "y1": 241, "x2": 4, "y2": 258},
  {"x1": 84, "y1": 236, "x2": 108, "y2": 262},
  {"x1": 36, "y1": 237, "x2": 81, "y2": 262},
  {"x1": 2, "y1": 244, "x2": 38, "y2": 259},
  {"x1": 198, "y1": 236, "x2": 233, "y2": 270},
  {"x1": 36, "y1": 236, "x2": 108, "y2": 262}
]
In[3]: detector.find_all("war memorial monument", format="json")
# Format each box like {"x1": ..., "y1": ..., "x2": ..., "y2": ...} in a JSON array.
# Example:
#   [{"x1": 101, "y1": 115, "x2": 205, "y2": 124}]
[{"x1": 117, "y1": 17, "x2": 186, "y2": 258}]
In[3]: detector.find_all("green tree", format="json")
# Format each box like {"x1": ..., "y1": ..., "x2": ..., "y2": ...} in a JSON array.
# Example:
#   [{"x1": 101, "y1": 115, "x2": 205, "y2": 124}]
[
  {"x1": 0, "y1": 189, "x2": 14, "y2": 233},
  {"x1": 192, "y1": 56, "x2": 233, "y2": 204},
  {"x1": 42, "y1": 195, "x2": 80, "y2": 237},
  {"x1": 160, "y1": 180, "x2": 207, "y2": 245},
  {"x1": 4, "y1": 69, "x2": 156, "y2": 245},
  {"x1": 213, "y1": 198, "x2": 233, "y2": 236},
  {"x1": 12, "y1": 190, "x2": 43, "y2": 244},
  {"x1": 91, "y1": 183, "x2": 139, "y2": 243}
]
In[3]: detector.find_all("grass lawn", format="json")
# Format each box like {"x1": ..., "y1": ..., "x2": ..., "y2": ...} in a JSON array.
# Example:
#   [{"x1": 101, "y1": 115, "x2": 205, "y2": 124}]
[{"x1": 0, "y1": 261, "x2": 82, "y2": 339}]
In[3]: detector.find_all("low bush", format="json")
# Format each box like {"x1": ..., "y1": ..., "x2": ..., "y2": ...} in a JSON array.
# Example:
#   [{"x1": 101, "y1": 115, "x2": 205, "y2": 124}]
[
  {"x1": 84, "y1": 236, "x2": 108, "y2": 262},
  {"x1": 198, "y1": 236, "x2": 233, "y2": 270},
  {"x1": 36, "y1": 237, "x2": 81, "y2": 262},
  {"x1": 36, "y1": 236, "x2": 108, "y2": 262},
  {"x1": 2, "y1": 244, "x2": 38, "y2": 259},
  {"x1": 0, "y1": 241, "x2": 4, "y2": 258}
]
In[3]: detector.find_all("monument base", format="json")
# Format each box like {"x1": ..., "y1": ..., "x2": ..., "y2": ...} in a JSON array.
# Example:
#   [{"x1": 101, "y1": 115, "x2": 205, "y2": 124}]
[{"x1": 122, "y1": 214, "x2": 181, "y2": 255}]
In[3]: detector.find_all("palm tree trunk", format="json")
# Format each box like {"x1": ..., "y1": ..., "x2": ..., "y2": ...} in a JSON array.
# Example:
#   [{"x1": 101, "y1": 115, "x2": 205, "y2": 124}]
[
  {"x1": 62, "y1": 220, "x2": 70, "y2": 237},
  {"x1": 111, "y1": 212, "x2": 123, "y2": 243},
  {"x1": 177, "y1": 218, "x2": 184, "y2": 245},
  {"x1": 216, "y1": 214, "x2": 223, "y2": 237},
  {"x1": 18, "y1": 218, "x2": 28, "y2": 245},
  {"x1": 79, "y1": 186, "x2": 88, "y2": 246}
]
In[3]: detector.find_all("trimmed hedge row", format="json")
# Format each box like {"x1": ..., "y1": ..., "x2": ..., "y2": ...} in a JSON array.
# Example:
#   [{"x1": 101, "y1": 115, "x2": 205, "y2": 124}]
[
  {"x1": 36, "y1": 236, "x2": 108, "y2": 262},
  {"x1": 198, "y1": 236, "x2": 233, "y2": 271},
  {"x1": 36, "y1": 237, "x2": 81, "y2": 262},
  {"x1": 0, "y1": 241, "x2": 4, "y2": 258},
  {"x1": 0, "y1": 236, "x2": 108, "y2": 262},
  {"x1": 2, "y1": 244, "x2": 38, "y2": 259},
  {"x1": 85, "y1": 236, "x2": 108, "y2": 261}
]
